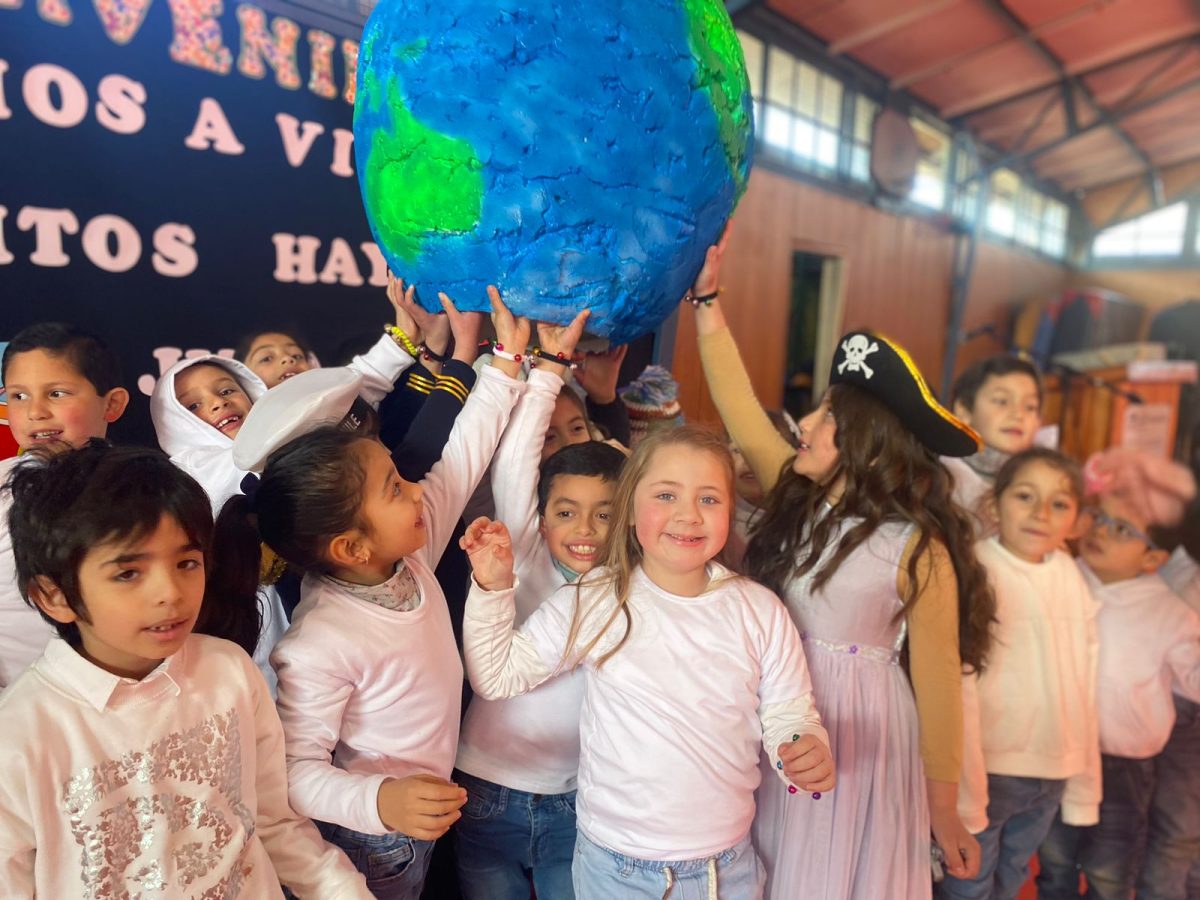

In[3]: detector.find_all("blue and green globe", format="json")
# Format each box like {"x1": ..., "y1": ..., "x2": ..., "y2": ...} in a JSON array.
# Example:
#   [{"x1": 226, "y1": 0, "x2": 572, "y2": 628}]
[{"x1": 354, "y1": 0, "x2": 753, "y2": 343}]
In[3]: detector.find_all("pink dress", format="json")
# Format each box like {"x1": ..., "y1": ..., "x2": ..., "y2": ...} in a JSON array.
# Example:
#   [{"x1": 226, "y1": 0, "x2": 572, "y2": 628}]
[{"x1": 753, "y1": 518, "x2": 932, "y2": 899}]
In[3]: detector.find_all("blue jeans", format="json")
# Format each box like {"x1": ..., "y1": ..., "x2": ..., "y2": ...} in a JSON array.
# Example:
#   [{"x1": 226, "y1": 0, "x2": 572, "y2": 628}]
[
  {"x1": 317, "y1": 821, "x2": 434, "y2": 900},
  {"x1": 1140, "y1": 695, "x2": 1200, "y2": 900},
  {"x1": 572, "y1": 830, "x2": 764, "y2": 900},
  {"x1": 937, "y1": 774, "x2": 1066, "y2": 900},
  {"x1": 1036, "y1": 754, "x2": 1155, "y2": 899},
  {"x1": 453, "y1": 770, "x2": 576, "y2": 900}
]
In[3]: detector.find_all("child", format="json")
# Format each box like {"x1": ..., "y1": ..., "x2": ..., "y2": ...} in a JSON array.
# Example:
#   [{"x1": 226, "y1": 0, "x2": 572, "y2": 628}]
[
  {"x1": 939, "y1": 448, "x2": 1100, "y2": 900},
  {"x1": 727, "y1": 411, "x2": 798, "y2": 570},
  {"x1": 543, "y1": 344, "x2": 631, "y2": 458},
  {"x1": 236, "y1": 328, "x2": 315, "y2": 388},
  {"x1": 0, "y1": 323, "x2": 129, "y2": 687},
  {"x1": 693, "y1": 237, "x2": 991, "y2": 897},
  {"x1": 461, "y1": 424, "x2": 834, "y2": 900},
  {"x1": 1036, "y1": 492, "x2": 1200, "y2": 899},
  {"x1": 210, "y1": 290, "x2": 536, "y2": 899},
  {"x1": 454, "y1": 319, "x2": 624, "y2": 900},
  {"x1": 0, "y1": 442, "x2": 371, "y2": 898},
  {"x1": 946, "y1": 355, "x2": 1043, "y2": 530}
]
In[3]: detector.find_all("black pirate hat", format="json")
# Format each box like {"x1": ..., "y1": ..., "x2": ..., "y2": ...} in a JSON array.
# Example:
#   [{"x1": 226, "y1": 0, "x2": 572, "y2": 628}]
[{"x1": 829, "y1": 331, "x2": 981, "y2": 458}]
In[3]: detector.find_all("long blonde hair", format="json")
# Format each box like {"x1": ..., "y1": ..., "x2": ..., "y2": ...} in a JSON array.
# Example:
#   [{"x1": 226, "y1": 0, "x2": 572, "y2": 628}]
[{"x1": 562, "y1": 425, "x2": 736, "y2": 667}]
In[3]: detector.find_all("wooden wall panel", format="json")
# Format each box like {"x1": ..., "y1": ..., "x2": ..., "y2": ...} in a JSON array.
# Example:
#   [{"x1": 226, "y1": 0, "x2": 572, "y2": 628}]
[{"x1": 672, "y1": 167, "x2": 1070, "y2": 425}]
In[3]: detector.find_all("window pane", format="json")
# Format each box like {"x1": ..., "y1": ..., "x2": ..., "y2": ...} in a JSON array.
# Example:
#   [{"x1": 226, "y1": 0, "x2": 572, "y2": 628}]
[
  {"x1": 988, "y1": 202, "x2": 1015, "y2": 237},
  {"x1": 767, "y1": 48, "x2": 794, "y2": 106},
  {"x1": 1092, "y1": 202, "x2": 1187, "y2": 258},
  {"x1": 851, "y1": 145, "x2": 870, "y2": 181},
  {"x1": 764, "y1": 105, "x2": 792, "y2": 149},
  {"x1": 855, "y1": 97, "x2": 877, "y2": 142},
  {"x1": 792, "y1": 117, "x2": 815, "y2": 159},
  {"x1": 795, "y1": 62, "x2": 819, "y2": 117},
  {"x1": 738, "y1": 31, "x2": 764, "y2": 99},
  {"x1": 816, "y1": 128, "x2": 838, "y2": 168},
  {"x1": 1041, "y1": 228, "x2": 1066, "y2": 258},
  {"x1": 910, "y1": 119, "x2": 949, "y2": 210},
  {"x1": 818, "y1": 74, "x2": 842, "y2": 128}
]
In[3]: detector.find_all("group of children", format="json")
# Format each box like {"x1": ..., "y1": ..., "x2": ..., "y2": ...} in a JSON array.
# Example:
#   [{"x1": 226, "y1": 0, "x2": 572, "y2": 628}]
[{"x1": 0, "y1": 234, "x2": 1197, "y2": 900}]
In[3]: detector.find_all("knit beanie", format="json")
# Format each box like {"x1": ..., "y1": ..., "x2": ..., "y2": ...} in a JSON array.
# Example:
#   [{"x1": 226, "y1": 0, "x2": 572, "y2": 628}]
[{"x1": 619, "y1": 365, "x2": 684, "y2": 446}]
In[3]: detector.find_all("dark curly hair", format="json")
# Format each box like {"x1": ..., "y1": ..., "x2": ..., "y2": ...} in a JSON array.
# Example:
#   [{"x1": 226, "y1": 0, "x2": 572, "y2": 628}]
[{"x1": 744, "y1": 383, "x2": 995, "y2": 671}]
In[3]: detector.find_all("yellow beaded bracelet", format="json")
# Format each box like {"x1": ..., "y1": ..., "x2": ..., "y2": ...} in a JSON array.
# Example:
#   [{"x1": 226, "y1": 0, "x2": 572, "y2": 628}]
[{"x1": 385, "y1": 324, "x2": 420, "y2": 358}]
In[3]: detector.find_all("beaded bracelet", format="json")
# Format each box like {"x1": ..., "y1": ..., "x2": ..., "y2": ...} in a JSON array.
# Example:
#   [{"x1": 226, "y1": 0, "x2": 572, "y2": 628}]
[
  {"x1": 531, "y1": 348, "x2": 577, "y2": 369},
  {"x1": 685, "y1": 289, "x2": 721, "y2": 308},
  {"x1": 420, "y1": 342, "x2": 451, "y2": 364},
  {"x1": 385, "y1": 324, "x2": 421, "y2": 358},
  {"x1": 490, "y1": 341, "x2": 524, "y2": 363}
]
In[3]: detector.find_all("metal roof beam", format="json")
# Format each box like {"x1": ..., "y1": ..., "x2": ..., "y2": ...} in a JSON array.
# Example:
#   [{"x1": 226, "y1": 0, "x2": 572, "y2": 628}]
[
  {"x1": 975, "y1": 0, "x2": 1158, "y2": 187},
  {"x1": 943, "y1": 31, "x2": 1199, "y2": 122},
  {"x1": 828, "y1": 0, "x2": 961, "y2": 55},
  {"x1": 965, "y1": 74, "x2": 1200, "y2": 180}
]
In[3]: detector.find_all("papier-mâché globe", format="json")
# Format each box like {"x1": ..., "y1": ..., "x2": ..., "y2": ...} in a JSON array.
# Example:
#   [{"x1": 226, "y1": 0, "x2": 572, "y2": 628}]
[{"x1": 355, "y1": 0, "x2": 753, "y2": 344}]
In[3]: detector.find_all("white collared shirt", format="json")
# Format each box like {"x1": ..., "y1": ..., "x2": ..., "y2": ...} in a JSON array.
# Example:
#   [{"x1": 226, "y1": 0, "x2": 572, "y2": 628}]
[{"x1": 0, "y1": 635, "x2": 371, "y2": 899}]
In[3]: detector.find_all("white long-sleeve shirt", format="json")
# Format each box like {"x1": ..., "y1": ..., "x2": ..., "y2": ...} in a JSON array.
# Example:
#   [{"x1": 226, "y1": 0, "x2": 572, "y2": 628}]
[
  {"x1": 0, "y1": 635, "x2": 371, "y2": 899},
  {"x1": 456, "y1": 368, "x2": 585, "y2": 794},
  {"x1": 464, "y1": 564, "x2": 828, "y2": 860},
  {"x1": 271, "y1": 365, "x2": 524, "y2": 835},
  {"x1": 0, "y1": 455, "x2": 55, "y2": 688},
  {"x1": 1079, "y1": 561, "x2": 1200, "y2": 758},
  {"x1": 975, "y1": 538, "x2": 1101, "y2": 825}
]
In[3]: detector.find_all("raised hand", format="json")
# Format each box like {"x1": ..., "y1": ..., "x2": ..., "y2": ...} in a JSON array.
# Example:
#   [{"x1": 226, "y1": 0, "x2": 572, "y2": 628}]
[
  {"x1": 777, "y1": 733, "x2": 835, "y2": 793},
  {"x1": 460, "y1": 516, "x2": 515, "y2": 591},
  {"x1": 535, "y1": 310, "x2": 591, "y2": 381},
  {"x1": 386, "y1": 272, "x2": 423, "y2": 345},
  {"x1": 438, "y1": 292, "x2": 485, "y2": 365},
  {"x1": 692, "y1": 220, "x2": 732, "y2": 299},
  {"x1": 376, "y1": 773, "x2": 467, "y2": 840},
  {"x1": 574, "y1": 343, "x2": 628, "y2": 402},
  {"x1": 487, "y1": 286, "x2": 532, "y2": 378}
]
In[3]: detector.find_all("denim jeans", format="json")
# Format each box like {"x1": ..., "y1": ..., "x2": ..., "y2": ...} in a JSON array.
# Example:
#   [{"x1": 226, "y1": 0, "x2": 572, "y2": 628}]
[
  {"x1": 1036, "y1": 754, "x2": 1155, "y2": 899},
  {"x1": 318, "y1": 821, "x2": 435, "y2": 900},
  {"x1": 936, "y1": 774, "x2": 1066, "y2": 900},
  {"x1": 572, "y1": 830, "x2": 764, "y2": 900},
  {"x1": 453, "y1": 770, "x2": 576, "y2": 900},
  {"x1": 1140, "y1": 696, "x2": 1200, "y2": 900}
]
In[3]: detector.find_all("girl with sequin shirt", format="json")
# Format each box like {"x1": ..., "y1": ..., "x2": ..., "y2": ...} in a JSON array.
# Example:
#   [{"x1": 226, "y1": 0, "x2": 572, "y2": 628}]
[
  {"x1": 461, "y1": 424, "x2": 833, "y2": 900},
  {"x1": 0, "y1": 442, "x2": 373, "y2": 898}
]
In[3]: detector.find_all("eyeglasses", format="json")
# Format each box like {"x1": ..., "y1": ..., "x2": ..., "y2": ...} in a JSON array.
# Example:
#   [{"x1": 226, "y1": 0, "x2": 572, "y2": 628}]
[{"x1": 1084, "y1": 508, "x2": 1160, "y2": 549}]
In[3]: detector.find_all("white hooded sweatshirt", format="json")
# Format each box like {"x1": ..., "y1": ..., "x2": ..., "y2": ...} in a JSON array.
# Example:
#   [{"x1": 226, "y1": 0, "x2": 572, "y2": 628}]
[{"x1": 149, "y1": 341, "x2": 417, "y2": 692}]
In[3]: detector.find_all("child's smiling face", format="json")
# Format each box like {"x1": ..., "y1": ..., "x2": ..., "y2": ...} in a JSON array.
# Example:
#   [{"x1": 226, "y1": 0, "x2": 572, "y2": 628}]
[
  {"x1": 995, "y1": 459, "x2": 1080, "y2": 563},
  {"x1": 956, "y1": 372, "x2": 1041, "y2": 456},
  {"x1": 540, "y1": 474, "x2": 615, "y2": 575},
  {"x1": 174, "y1": 363, "x2": 253, "y2": 439},
  {"x1": 245, "y1": 332, "x2": 311, "y2": 389}
]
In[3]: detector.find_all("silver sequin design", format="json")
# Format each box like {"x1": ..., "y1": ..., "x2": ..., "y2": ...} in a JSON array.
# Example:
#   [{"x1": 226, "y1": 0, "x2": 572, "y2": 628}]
[{"x1": 62, "y1": 707, "x2": 255, "y2": 898}]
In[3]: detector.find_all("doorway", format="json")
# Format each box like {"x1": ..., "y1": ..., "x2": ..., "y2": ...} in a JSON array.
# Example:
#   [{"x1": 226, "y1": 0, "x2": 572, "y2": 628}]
[{"x1": 785, "y1": 250, "x2": 845, "y2": 418}]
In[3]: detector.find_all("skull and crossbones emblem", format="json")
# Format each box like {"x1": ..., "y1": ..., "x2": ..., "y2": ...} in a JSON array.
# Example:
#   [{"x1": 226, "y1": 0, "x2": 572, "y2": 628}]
[{"x1": 837, "y1": 335, "x2": 880, "y2": 379}]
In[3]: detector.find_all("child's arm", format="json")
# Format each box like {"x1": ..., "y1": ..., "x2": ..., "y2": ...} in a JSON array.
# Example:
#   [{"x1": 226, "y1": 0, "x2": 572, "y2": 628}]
[
  {"x1": 1062, "y1": 571, "x2": 1102, "y2": 826},
  {"x1": 1167, "y1": 608, "x2": 1200, "y2": 703},
  {"x1": 754, "y1": 590, "x2": 833, "y2": 792},
  {"x1": 492, "y1": 315, "x2": 590, "y2": 562},
  {"x1": 0, "y1": 775, "x2": 33, "y2": 898},
  {"x1": 389, "y1": 299, "x2": 484, "y2": 483},
  {"x1": 691, "y1": 231, "x2": 795, "y2": 492},
  {"x1": 576, "y1": 344, "x2": 631, "y2": 446},
  {"x1": 239, "y1": 652, "x2": 375, "y2": 898},
  {"x1": 413, "y1": 289, "x2": 530, "y2": 568},
  {"x1": 344, "y1": 275, "x2": 424, "y2": 408},
  {"x1": 461, "y1": 518, "x2": 591, "y2": 699},
  {"x1": 901, "y1": 537, "x2": 982, "y2": 877},
  {"x1": 272, "y1": 643, "x2": 464, "y2": 839}
]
